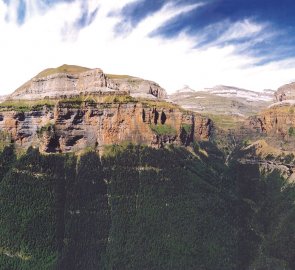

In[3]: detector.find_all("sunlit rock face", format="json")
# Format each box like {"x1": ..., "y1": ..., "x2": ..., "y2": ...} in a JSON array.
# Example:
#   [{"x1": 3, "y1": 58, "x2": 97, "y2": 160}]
[
  {"x1": 275, "y1": 82, "x2": 295, "y2": 102},
  {"x1": 0, "y1": 101, "x2": 212, "y2": 153},
  {"x1": 8, "y1": 64, "x2": 167, "y2": 100}
]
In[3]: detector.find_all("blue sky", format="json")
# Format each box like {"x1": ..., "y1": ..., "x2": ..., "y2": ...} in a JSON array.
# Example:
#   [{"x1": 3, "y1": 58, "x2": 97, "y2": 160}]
[
  {"x1": 118, "y1": 0, "x2": 295, "y2": 63},
  {"x1": 1, "y1": 0, "x2": 295, "y2": 94}
]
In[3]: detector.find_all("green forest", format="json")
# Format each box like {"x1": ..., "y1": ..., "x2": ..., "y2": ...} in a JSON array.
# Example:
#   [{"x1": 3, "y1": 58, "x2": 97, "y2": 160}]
[{"x1": 0, "y1": 143, "x2": 294, "y2": 270}]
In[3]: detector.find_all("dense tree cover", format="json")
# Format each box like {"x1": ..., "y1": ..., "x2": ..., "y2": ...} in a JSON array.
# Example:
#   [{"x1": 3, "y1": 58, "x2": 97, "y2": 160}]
[
  {"x1": 229, "y1": 161, "x2": 295, "y2": 270},
  {"x1": 0, "y1": 148, "x2": 109, "y2": 270},
  {"x1": 102, "y1": 145, "x2": 237, "y2": 269},
  {"x1": 0, "y1": 144, "x2": 294, "y2": 269}
]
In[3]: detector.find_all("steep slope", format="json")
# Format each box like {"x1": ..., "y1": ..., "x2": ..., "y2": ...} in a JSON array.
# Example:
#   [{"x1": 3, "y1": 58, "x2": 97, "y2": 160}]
[
  {"x1": 0, "y1": 66, "x2": 295, "y2": 270},
  {"x1": 169, "y1": 84, "x2": 295, "y2": 183},
  {"x1": 243, "y1": 81, "x2": 295, "y2": 151},
  {"x1": 8, "y1": 64, "x2": 167, "y2": 100},
  {"x1": 275, "y1": 81, "x2": 295, "y2": 102},
  {"x1": 0, "y1": 145, "x2": 237, "y2": 270},
  {"x1": 106, "y1": 73, "x2": 167, "y2": 99},
  {"x1": 0, "y1": 98, "x2": 212, "y2": 153},
  {"x1": 1, "y1": 143, "x2": 294, "y2": 270}
]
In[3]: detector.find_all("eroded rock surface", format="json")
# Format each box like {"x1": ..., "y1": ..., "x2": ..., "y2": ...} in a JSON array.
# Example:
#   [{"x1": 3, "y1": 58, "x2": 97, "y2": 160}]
[
  {"x1": 8, "y1": 65, "x2": 167, "y2": 100},
  {"x1": 0, "y1": 101, "x2": 211, "y2": 153},
  {"x1": 275, "y1": 82, "x2": 295, "y2": 102},
  {"x1": 247, "y1": 105, "x2": 295, "y2": 142}
]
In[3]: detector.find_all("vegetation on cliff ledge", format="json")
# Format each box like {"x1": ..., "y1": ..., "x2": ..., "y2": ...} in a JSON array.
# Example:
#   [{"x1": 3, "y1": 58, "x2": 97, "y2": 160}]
[
  {"x1": 0, "y1": 99, "x2": 56, "y2": 112},
  {"x1": 150, "y1": 123, "x2": 177, "y2": 136}
]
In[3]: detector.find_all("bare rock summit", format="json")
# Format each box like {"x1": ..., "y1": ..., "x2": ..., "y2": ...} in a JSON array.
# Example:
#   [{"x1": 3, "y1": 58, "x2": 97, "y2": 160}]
[{"x1": 8, "y1": 64, "x2": 167, "y2": 100}]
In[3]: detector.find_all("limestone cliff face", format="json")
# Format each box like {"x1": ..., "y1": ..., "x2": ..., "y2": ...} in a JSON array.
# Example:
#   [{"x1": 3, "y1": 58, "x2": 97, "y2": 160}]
[
  {"x1": 8, "y1": 65, "x2": 167, "y2": 100},
  {"x1": 10, "y1": 68, "x2": 109, "y2": 100},
  {"x1": 236, "y1": 81, "x2": 295, "y2": 143},
  {"x1": 0, "y1": 101, "x2": 211, "y2": 153},
  {"x1": 107, "y1": 75, "x2": 167, "y2": 99},
  {"x1": 275, "y1": 82, "x2": 295, "y2": 102},
  {"x1": 247, "y1": 105, "x2": 295, "y2": 139}
]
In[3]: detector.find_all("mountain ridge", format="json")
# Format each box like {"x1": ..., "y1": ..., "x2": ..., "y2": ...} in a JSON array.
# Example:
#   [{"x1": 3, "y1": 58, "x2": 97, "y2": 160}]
[
  {"x1": 0, "y1": 66, "x2": 295, "y2": 270},
  {"x1": 169, "y1": 85, "x2": 274, "y2": 117},
  {"x1": 8, "y1": 64, "x2": 167, "y2": 101}
]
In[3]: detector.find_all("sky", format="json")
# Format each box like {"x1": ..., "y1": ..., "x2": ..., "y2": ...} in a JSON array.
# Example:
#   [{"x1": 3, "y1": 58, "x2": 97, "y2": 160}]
[{"x1": 1, "y1": 0, "x2": 295, "y2": 95}]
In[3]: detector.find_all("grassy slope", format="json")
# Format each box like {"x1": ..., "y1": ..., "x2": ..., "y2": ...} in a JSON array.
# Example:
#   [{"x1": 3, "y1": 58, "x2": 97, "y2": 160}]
[
  {"x1": 36, "y1": 64, "x2": 90, "y2": 78},
  {"x1": 205, "y1": 113, "x2": 245, "y2": 130},
  {"x1": 105, "y1": 74, "x2": 135, "y2": 79}
]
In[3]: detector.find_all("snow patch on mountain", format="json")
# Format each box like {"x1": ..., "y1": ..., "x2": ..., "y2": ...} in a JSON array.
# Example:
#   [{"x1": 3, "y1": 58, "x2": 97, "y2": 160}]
[{"x1": 204, "y1": 85, "x2": 275, "y2": 102}]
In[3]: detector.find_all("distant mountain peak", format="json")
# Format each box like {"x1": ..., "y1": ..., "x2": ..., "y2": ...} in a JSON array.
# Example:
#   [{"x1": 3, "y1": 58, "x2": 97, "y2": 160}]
[
  {"x1": 175, "y1": 85, "x2": 196, "y2": 93},
  {"x1": 204, "y1": 85, "x2": 274, "y2": 102},
  {"x1": 170, "y1": 84, "x2": 275, "y2": 117}
]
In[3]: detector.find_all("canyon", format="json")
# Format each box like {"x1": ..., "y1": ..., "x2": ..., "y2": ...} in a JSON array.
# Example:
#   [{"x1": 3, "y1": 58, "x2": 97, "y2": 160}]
[
  {"x1": 0, "y1": 65, "x2": 211, "y2": 153},
  {"x1": 1, "y1": 65, "x2": 295, "y2": 270},
  {"x1": 1, "y1": 64, "x2": 295, "y2": 160}
]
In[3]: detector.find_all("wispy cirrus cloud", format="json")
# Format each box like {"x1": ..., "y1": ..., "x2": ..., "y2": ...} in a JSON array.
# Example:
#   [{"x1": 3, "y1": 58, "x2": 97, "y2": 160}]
[{"x1": 0, "y1": 0, "x2": 295, "y2": 95}]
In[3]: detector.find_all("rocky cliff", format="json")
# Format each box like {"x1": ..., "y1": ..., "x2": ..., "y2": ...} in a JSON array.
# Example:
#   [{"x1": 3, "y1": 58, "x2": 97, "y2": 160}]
[
  {"x1": 248, "y1": 105, "x2": 295, "y2": 136},
  {"x1": 8, "y1": 64, "x2": 167, "y2": 100},
  {"x1": 0, "y1": 100, "x2": 212, "y2": 153},
  {"x1": 246, "y1": 81, "x2": 295, "y2": 148},
  {"x1": 106, "y1": 74, "x2": 167, "y2": 99},
  {"x1": 232, "y1": 139, "x2": 295, "y2": 182},
  {"x1": 275, "y1": 81, "x2": 295, "y2": 102}
]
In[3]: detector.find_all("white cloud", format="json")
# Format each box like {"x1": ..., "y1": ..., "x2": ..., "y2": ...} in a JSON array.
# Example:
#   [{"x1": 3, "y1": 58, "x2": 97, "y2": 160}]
[
  {"x1": 217, "y1": 19, "x2": 265, "y2": 42},
  {"x1": 0, "y1": 0, "x2": 294, "y2": 96}
]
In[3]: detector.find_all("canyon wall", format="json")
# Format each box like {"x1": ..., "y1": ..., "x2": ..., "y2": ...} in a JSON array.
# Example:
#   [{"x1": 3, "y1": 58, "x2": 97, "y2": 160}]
[{"x1": 0, "y1": 101, "x2": 212, "y2": 153}]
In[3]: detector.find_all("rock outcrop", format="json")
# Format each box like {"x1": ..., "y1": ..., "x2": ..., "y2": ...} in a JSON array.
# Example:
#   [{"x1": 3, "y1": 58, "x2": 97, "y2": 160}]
[
  {"x1": 247, "y1": 105, "x2": 295, "y2": 140},
  {"x1": 0, "y1": 101, "x2": 212, "y2": 153},
  {"x1": 8, "y1": 64, "x2": 167, "y2": 100},
  {"x1": 106, "y1": 74, "x2": 167, "y2": 99},
  {"x1": 233, "y1": 140, "x2": 295, "y2": 182},
  {"x1": 275, "y1": 82, "x2": 295, "y2": 102}
]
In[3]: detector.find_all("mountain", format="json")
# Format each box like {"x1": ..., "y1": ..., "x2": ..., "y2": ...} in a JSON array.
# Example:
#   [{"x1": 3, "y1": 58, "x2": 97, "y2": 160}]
[
  {"x1": 205, "y1": 85, "x2": 274, "y2": 102},
  {"x1": 170, "y1": 85, "x2": 274, "y2": 117},
  {"x1": 9, "y1": 64, "x2": 167, "y2": 100},
  {"x1": 0, "y1": 66, "x2": 294, "y2": 270},
  {"x1": 0, "y1": 66, "x2": 210, "y2": 153},
  {"x1": 244, "y1": 84, "x2": 295, "y2": 152},
  {"x1": 169, "y1": 83, "x2": 295, "y2": 177}
]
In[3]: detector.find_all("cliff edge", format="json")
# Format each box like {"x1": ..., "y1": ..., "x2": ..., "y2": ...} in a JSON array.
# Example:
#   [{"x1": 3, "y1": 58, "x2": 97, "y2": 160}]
[{"x1": 8, "y1": 64, "x2": 167, "y2": 100}]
